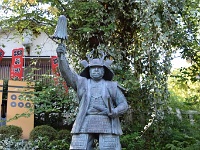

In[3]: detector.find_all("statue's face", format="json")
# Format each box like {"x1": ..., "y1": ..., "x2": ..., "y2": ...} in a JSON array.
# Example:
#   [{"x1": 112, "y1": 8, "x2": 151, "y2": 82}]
[{"x1": 89, "y1": 66, "x2": 104, "y2": 81}]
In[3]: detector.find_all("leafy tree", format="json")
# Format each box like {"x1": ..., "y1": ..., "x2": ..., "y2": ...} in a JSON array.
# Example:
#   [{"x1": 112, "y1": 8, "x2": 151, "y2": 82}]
[
  {"x1": 169, "y1": 69, "x2": 200, "y2": 111},
  {"x1": 0, "y1": 0, "x2": 199, "y2": 149},
  {"x1": 177, "y1": 0, "x2": 200, "y2": 83}
]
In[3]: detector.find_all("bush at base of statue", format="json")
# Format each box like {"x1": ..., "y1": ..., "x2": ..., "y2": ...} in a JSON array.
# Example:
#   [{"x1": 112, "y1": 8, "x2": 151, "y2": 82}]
[
  {"x1": 29, "y1": 125, "x2": 57, "y2": 141},
  {"x1": 0, "y1": 125, "x2": 23, "y2": 140}
]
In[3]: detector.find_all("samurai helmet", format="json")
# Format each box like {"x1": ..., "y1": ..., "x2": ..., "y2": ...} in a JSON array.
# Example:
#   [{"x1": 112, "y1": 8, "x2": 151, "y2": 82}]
[{"x1": 80, "y1": 50, "x2": 114, "y2": 81}]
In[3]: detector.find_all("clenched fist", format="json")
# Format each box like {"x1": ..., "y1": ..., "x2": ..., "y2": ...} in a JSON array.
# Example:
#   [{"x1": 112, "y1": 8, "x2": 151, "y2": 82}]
[{"x1": 56, "y1": 43, "x2": 66, "y2": 57}]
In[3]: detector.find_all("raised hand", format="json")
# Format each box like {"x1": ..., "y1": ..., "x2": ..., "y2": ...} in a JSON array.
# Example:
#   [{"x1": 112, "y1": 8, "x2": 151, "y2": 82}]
[{"x1": 56, "y1": 43, "x2": 66, "y2": 57}]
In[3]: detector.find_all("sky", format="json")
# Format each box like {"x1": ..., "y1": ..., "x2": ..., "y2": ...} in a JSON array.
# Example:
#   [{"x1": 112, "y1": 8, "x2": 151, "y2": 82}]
[
  {"x1": 171, "y1": 51, "x2": 191, "y2": 70},
  {"x1": 171, "y1": 57, "x2": 191, "y2": 70}
]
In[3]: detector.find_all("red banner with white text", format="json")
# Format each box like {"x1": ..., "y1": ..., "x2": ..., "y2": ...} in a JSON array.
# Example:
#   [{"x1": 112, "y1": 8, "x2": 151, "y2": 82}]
[
  {"x1": 51, "y1": 56, "x2": 60, "y2": 76},
  {"x1": 0, "y1": 48, "x2": 5, "y2": 62},
  {"x1": 10, "y1": 48, "x2": 24, "y2": 80},
  {"x1": 51, "y1": 56, "x2": 68, "y2": 92}
]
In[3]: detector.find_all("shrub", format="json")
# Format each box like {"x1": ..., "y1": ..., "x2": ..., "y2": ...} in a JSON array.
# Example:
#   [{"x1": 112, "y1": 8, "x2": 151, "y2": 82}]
[
  {"x1": 0, "y1": 125, "x2": 23, "y2": 140},
  {"x1": 121, "y1": 132, "x2": 145, "y2": 150},
  {"x1": 0, "y1": 136, "x2": 70, "y2": 150},
  {"x1": 29, "y1": 125, "x2": 57, "y2": 141},
  {"x1": 49, "y1": 139, "x2": 70, "y2": 150},
  {"x1": 0, "y1": 137, "x2": 33, "y2": 149},
  {"x1": 30, "y1": 136, "x2": 70, "y2": 150},
  {"x1": 57, "y1": 129, "x2": 71, "y2": 142}
]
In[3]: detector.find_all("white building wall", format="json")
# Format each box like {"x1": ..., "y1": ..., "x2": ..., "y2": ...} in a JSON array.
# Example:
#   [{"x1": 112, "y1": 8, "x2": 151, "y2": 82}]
[
  {"x1": 0, "y1": 30, "x2": 22, "y2": 56},
  {"x1": 30, "y1": 32, "x2": 57, "y2": 56},
  {"x1": 0, "y1": 30, "x2": 57, "y2": 56}
]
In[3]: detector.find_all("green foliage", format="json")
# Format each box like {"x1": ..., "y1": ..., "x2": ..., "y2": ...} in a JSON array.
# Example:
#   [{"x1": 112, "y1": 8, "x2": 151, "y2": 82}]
[
  {"x1": 120, "y1": 132, "x2": 145, "y2": 150},
  {"x1": 178, "y1": 0, "x2": 200, "y2": 83},
  {"x1": 144, "y1": 73, "x2": 198, "y2": 150},
  {"x1": 48, "y1": 139, "x2": 70, "y2": 150},
  {"x1": 0, "y1": 127, "x2": 70, "y2": 149},
  {"x1": 30, "y1": 136, "x2": 70, "y2": 150},
  {"x1": 0, "y1": 136, "x2": 70, "y2": 150},
  {"x1": 161, "y1": 114, "x2": 200, "y2": 150},
  {"x1": 128, "y1": 67, "x2": 200, "y2": 149},
  {"x1": 29, "y1": 125, "x2": 57, "y2": 141},
  {"x1": 137, "y1": 107, "x2": 200, "y2": 150},
  {"x1": 0, "y1": 137, "x2": 33, "y2": 149},
  {"x1": 32, "y1": 82, "x2": 78, "y2": 129},
  {"x1": 19, "y1": 62, "x2": 79, "y2": 129},
  {"x1": 57, "y1": 129, "x2": 71, "y2": 143},
  {"x1": 0, "y1": 125, "x2": 23, "y2": 140},
  {"x1": 169, "y1": 69, "x2": 200, "y2": 110}
]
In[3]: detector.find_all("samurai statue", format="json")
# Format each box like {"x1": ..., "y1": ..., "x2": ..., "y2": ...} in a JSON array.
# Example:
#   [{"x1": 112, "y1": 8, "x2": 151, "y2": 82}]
[{"x1": 56, "y1": 44, "x2": 128, "y2": 150}]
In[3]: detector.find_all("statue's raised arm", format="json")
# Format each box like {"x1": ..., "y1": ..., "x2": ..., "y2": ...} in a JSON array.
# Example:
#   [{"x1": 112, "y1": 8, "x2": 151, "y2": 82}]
[{"x1": 56, "y1": 43, "x2": 78, "y2": 91}]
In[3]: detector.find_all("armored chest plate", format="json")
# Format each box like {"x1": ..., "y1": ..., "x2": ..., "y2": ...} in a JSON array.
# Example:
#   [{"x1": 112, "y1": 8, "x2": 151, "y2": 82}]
[{"x1": 87, "y1": 83, "x2": 107, "y2": 114}]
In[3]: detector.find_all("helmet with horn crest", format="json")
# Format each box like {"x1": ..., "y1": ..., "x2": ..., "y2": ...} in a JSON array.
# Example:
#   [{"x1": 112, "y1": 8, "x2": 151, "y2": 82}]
[{"x1": 80, "y1": 50, "x2": 114, "y2": 81}]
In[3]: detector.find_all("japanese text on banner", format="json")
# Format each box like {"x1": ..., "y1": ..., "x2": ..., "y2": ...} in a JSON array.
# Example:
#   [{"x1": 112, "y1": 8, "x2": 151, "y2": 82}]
[
  {"x1": 10, "y1": 48, "x2": 24, "y2": 80},
  {"x1": 51, "y1": 56, "x2": 68, "y2": 92}
]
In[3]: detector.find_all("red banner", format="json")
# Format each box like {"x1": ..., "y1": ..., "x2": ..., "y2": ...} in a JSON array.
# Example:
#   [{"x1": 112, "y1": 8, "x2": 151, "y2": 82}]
[
  {"x1": 10, "y1": 48, "x2": 24, "y2": 80},
  {"x1": 51, "y1": 56, "x2": 68, "y2": 92},
  {"x1": 51, "y1": 56, "x2": 60, "y2": 76},
  {"x1": 0, "y1": 48, "x2": 5, "y2": 62}
]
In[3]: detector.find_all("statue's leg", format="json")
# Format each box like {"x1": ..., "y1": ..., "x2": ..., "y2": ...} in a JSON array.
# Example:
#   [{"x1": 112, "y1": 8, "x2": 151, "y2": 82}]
[
  {"x1": 99, "y1": 134, "x2": 121, "y2": 150},
  {"x1": 70, "y1": 133, "x2": 95, "y2": 150}
]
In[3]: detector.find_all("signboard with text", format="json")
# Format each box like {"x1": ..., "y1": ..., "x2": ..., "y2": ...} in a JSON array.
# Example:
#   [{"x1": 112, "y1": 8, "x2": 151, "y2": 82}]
[
  {"x1": 51, "y1": 56, "x2": 60, "y2": 76},
  {"x1": 7, "y1": 80, "x2": 34, "y2": 139},
  {"x1": 51, "y1": 56, "x2": 68, "y2": 92},
  {"x1": 10, "y1": 48, "x2": 24, "y2": 80}
]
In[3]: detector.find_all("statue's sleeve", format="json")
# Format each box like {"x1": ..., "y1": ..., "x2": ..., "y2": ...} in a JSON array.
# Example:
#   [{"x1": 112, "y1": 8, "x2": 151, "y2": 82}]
[
  {"x1": 114, "y1": 87, "x2": 128, "y2": 115},
  {"x1": 57, "y1": 54, "x2": 78, "y2": 91}
]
